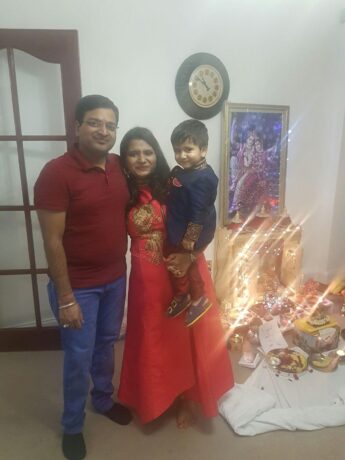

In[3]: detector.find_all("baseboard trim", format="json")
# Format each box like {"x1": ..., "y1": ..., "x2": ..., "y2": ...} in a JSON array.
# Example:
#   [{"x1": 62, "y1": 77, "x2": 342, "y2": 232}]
[{"x1": 0, "y1": 327, "x2": 61, "y2": 352}]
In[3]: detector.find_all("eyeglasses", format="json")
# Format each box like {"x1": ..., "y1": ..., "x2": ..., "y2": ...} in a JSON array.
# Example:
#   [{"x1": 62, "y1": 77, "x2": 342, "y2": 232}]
[{"x1": 83, "y1": 119, "x2": 118, "y2": 132}]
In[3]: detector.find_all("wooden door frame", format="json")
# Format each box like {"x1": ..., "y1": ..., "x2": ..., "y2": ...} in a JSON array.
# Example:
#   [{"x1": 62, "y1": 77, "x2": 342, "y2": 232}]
[{"x1": 0, "y1": 29, "x2": 82, "y2": 351}]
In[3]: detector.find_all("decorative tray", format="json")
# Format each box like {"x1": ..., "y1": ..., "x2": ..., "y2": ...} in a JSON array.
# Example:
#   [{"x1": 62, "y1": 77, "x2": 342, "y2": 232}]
[
  {"x1": 307, "y1": 314, "x2": 330, "y2": 327},
  {"x1": 267, "y1": 348, "x2": 308, "y2": 373}
]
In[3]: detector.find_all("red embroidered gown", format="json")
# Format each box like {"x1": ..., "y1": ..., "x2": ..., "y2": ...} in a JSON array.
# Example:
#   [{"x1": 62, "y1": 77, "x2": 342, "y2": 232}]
[{"x1": 118, "y1": 188, "x2": 234, "y2": 423}]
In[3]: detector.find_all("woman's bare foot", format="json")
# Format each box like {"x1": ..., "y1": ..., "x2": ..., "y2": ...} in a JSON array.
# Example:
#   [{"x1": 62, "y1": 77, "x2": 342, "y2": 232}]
[{"x1": 176, "y1": 399, "x2": 197, "y2": 429}]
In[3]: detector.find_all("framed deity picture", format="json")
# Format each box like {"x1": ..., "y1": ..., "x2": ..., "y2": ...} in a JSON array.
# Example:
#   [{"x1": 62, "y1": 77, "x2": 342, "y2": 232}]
[{"x1": 220, "y1": 102, "x2": 289, "y2": 225}]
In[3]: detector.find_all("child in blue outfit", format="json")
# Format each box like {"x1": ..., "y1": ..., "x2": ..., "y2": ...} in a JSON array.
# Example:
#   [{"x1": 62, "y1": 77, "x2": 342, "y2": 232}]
[{"x1": 165, "y1": 119, "x2": 218, "y2": 326}]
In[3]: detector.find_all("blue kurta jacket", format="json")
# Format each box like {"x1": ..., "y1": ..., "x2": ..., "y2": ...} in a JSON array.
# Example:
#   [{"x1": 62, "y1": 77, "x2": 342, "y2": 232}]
[{"x1": 166, "y1": 162, "x2": 218, "y2": 250}]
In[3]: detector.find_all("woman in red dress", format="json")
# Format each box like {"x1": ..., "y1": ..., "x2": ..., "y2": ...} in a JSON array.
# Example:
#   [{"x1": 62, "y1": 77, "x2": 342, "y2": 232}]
[{"x1": 117, "y1": 127, "x2": 234, "y2": 427}]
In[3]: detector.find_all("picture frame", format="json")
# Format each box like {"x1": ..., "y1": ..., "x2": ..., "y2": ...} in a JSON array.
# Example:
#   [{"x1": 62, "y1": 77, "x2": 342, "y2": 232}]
[{"x1": 220, "y1": 102, "x2": 289, "y2": 225}]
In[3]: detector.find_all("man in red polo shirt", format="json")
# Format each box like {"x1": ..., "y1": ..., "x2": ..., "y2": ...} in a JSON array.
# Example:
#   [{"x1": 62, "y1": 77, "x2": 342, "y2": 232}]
[{"x1": 34, "y1": 95, "x2": 131, "y2": 460}]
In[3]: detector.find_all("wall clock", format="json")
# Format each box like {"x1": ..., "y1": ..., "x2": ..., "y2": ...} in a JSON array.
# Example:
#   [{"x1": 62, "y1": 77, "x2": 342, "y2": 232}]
[{"x1": 175, "y1": 52, "x2": 230, "y2": 120}]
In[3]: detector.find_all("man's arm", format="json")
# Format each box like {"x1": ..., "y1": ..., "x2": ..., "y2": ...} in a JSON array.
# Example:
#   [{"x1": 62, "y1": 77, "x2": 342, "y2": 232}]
[{"x1": 37, "y1": 210, "x2": 83, "y2": 328}]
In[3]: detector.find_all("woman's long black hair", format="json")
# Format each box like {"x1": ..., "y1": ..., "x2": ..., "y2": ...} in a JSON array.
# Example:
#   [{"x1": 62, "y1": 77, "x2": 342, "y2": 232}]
[{"x1": 120, "y1": 127, "x2": 171, "y2": 209}]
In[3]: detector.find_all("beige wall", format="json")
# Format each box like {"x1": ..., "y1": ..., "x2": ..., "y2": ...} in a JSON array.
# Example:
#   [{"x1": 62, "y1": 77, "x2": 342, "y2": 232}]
[{"x1": 1, "y1": 0, "x2": 345, "y2": 284}]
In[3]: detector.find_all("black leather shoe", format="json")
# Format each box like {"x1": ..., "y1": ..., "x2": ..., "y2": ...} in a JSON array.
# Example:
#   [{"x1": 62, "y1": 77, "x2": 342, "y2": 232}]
[
  {"x1": 104, "y1": 403, "x2": 133, "y2": 425},
  {"x1": 62, "y1": 433, "x2": 86, "y2": 460}
]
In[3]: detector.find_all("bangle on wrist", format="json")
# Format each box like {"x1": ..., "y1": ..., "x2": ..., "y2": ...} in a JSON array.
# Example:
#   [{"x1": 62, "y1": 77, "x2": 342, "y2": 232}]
[{"x1": 59, "y1": 301, "x2": 76, "y2": 310}]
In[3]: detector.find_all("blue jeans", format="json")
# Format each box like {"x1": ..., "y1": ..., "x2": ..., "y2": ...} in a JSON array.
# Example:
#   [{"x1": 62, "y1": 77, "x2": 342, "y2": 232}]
[{"x1": 48, "y1": 276, "x2": 126, "y2": 434}]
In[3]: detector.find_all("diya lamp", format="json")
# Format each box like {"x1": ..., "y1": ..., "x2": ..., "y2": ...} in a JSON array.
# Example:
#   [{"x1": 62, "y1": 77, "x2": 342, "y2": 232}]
[
  {"x1": 256, "y1": 204, "x2": 270, "y2": 218},
  {"x1": 247, "y1": 327, "x2": 260, "y2": 345},
  {"x1": 232, "y1": 211, "x2": 243, "y2": 224},
  {"x1": 228, "y1": 333, "x2": 243, "y2": 351}
]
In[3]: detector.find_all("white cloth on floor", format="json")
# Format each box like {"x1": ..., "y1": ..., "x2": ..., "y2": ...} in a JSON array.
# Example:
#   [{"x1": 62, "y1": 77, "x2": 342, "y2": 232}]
[{"x1": 219, "y1": 349, "x2": 345, "y2": 436}]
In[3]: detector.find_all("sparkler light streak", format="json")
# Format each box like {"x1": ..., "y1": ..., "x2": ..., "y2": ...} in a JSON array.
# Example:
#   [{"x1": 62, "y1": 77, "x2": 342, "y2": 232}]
[{"x1": 216, "y1": 210, "x2": 309, "y2": 338}]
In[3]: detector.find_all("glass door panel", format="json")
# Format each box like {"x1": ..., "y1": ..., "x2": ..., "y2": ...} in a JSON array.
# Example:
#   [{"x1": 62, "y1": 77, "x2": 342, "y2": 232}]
[
  {"x1": 25, "y1": 140, "x2": 67, "y2": 205},
  {"x1": 0, "y1": 211, "x2": 30, "y2": 269},
  {"x1": 0, "y1": 275, "x2": 35, "y2": 328},
  {"x1": 0, "y1": 141, "x2": 22, "y2": 205},
  {"x1": 0, "y1": 50, "x2": 15, "y2": 135},
  {"x1": 14, "y1": 50, "x2": 65, "y2": 136},
  {"x1": 31, "y1": 211, "x2": 47, "y2": 270}
]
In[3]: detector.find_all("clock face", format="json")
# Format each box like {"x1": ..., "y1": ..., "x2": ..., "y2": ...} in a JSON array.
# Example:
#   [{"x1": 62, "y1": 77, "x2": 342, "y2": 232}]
[
  {"x1": 189, "y1": 65, "x2": 224, "y2": 108},
  {"x1": 175, "y1": 53, "x2": 230, "y2": 120}
]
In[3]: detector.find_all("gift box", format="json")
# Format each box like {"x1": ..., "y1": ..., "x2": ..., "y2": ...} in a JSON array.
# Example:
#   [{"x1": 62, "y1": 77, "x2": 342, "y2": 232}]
[{"x1": 293, "y1": 317, "x2": 340, "y2": 353}]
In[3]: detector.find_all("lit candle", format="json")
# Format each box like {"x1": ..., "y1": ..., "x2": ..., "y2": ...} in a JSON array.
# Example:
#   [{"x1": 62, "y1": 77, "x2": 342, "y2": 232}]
[{"x1": 229, "y1": 334, "x2": 243, "y2": 351}]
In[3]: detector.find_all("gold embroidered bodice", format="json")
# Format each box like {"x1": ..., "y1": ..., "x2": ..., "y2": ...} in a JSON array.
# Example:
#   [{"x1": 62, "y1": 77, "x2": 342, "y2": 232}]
[{"x1": 127, "y1": 188, "x2": 166, "y2": 265}]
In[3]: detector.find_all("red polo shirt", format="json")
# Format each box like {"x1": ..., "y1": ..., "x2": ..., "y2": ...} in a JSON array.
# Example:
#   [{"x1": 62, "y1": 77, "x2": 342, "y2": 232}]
[{"x1": 34, "y1": 146, "x2": 130, "y2": 288}]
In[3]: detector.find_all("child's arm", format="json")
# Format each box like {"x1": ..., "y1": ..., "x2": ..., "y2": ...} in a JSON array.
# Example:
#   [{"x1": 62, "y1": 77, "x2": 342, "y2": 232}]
[
  {"x1": 181, "y1": 223, "x2": 202, "y2": 251},
  {"x1": 165, "y1": 248, "x2": 205, "y2": 277},
  {"x1": 181, "y1": 173, "x2": 218, "y2": 250},
  {"x1": 165, "y1": 252, "x2": 192, "y2": 277}
]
